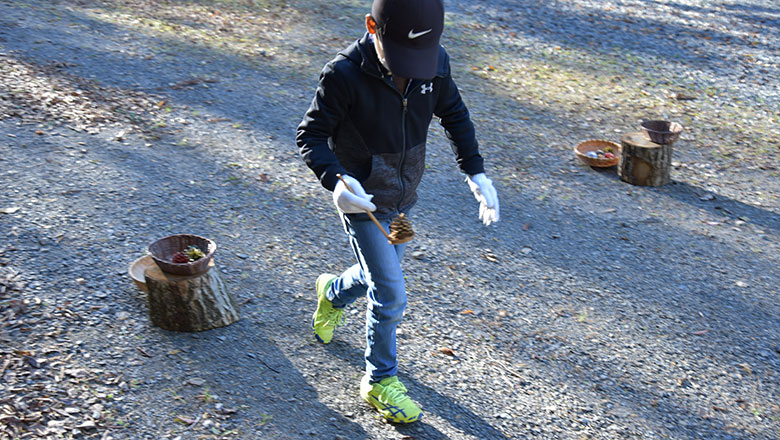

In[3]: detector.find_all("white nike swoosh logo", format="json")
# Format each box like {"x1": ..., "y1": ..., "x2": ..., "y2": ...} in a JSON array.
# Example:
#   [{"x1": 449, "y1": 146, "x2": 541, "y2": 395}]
[{"x1": 408, "y1": 29, "x2": 433, "y2": 39}]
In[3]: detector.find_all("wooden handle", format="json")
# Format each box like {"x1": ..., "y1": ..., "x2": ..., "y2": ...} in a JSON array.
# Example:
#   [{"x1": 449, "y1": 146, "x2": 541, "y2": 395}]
[{"x1": 336, "y1": 174, "x2": 392, "y2": 240}]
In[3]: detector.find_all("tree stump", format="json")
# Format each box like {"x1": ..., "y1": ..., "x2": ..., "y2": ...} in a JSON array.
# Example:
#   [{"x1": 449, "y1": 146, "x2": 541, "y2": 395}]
[
  {"x1": 144, "y1": 260, "x2": 239, "y2": 332},
  {"x1": 618, "y1": 132, "x2": 673, "y2": 186}
]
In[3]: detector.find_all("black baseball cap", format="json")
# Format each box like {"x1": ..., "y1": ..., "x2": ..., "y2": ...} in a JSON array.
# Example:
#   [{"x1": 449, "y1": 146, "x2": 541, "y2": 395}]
[{"x1": 371, "y1": 0, "x2": 444, "y2": 79}]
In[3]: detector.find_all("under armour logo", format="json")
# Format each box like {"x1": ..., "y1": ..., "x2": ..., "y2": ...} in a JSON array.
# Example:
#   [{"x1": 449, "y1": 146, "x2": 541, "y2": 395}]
[{"x1": 420, "y1": 83, "x2": 433, "y2": 94}]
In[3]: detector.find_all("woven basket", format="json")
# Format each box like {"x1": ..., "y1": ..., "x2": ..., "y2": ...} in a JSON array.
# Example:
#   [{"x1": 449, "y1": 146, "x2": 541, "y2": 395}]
[
  {"x1": 640, "y1": 120, "x2": 683, "y2": 144},
  {"x1": 574, "y1": 140, "x2": 621, "y2": 167},
  {"x1": 148, "y1": 234, "x2": 216, "y2": 276}
]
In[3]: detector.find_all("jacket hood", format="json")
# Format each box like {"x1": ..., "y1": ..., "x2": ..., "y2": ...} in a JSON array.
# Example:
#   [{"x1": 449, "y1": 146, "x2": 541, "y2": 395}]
[{"x1": 339, "y1": 32, "x2": 450, "y2": 79}]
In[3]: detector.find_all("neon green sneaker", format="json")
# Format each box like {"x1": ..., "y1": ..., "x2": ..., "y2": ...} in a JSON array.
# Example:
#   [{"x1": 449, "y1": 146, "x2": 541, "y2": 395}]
[
  {"x1": 360, "y1": 375, "x2": 422, "y2": 423},
  {"x1": 311, "y1": 274, "x2": 343, "y2": 344}
]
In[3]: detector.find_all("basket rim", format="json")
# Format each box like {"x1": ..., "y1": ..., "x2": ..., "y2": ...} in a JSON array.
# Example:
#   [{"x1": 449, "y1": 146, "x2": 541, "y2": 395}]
[
  {"x1": 128, "y1": 254, "x2": 154, "y2": 282},
  {"x1": 640, "y1": 120, "x2": 683, "y2": 134},
  {"x1": 574, "y1": 139, "x2": 620, "y2": 167},
  {"x1": 147, "y1": 234, "x2": 217, "y2": 267},
  {"x1": 574, "y1": 139, "x2": 621, "y2": 155}
]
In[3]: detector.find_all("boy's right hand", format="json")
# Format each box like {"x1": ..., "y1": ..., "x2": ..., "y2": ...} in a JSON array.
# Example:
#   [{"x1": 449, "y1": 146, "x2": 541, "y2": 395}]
[{"x1": 333, "y1": 175, "x2": 376, "y2": 213}]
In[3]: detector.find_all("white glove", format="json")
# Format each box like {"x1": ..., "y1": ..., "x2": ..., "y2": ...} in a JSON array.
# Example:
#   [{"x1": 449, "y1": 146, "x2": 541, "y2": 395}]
[
  {"x1": 333, "y1": 174, "x2": 376, "y2": 214},
  {"x1": 466, "y1": 173, "x2": 499, "y2": 226}
]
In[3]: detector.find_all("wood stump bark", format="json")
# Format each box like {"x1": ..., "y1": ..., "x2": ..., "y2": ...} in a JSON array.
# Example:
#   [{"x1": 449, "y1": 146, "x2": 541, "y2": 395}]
[
  {"x1": 144, "y1": 260, "x2": 239, "y2": 332},
  {"x1": 618, "y1": 132, "x2": 673, "y2": 187}
]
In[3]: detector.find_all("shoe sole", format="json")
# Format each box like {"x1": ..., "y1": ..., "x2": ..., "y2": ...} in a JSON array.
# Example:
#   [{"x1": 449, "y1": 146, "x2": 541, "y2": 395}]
[
  {"x1": 362, "y1": 393, "x2": 422, "y2": 424},
  {"x1": 311, "y1": 316, "x2": 326, "y2": 343}
]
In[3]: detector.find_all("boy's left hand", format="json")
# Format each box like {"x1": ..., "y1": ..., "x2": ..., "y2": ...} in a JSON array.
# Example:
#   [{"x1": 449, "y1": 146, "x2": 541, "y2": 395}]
[{"x1": 466, "y1": 173, "x2": 499, "y2": 226}]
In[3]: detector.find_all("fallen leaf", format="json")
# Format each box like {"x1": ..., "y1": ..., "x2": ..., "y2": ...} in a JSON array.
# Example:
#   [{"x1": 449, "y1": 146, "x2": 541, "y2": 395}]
[
  {"x1": 672, "y1": 92, "x2": 697, "y2": 101},
  {"x1": 522, "y1": 223, "x2": 531, "y2": 231},
  {"x1": 438, "y1": 347, "x2": 455, "y2": 356},
  {"x1": 460, "y1": 310, "x2": 474, "y2": 315},
  {"x1": 692, "y1": 330, "x2": 709, "y2": 336}
]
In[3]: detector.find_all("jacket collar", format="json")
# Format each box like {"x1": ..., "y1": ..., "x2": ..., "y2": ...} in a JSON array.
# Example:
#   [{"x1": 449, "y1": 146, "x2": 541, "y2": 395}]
[{"x1": 339, "y1": 32, "x2": 449, "y2": 79}]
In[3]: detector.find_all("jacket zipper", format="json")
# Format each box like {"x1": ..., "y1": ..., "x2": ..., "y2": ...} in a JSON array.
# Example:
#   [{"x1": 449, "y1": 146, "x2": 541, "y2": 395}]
[
  {"x1": 380, "y1": 74, "x2": 413, "y2": 214},
  {"x1": 397, "y1": 97, "x2": 408, "y2": 213}
]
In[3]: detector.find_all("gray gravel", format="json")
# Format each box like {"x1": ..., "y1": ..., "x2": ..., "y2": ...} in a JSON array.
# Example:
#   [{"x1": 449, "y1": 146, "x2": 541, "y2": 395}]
[{"x1": 1, "y1": 0, "x2": 778, "y2": 439}]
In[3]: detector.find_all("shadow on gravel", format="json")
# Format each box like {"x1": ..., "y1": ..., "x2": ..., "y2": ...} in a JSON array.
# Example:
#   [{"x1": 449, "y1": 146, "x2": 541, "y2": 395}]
[
  {"x1": 696, "y1": 1, "x2": 780, "y2": 19},
  {"x1": 583, "y1": 168, "x2": 780, "y2": 232},
  {"x1": 322, "y1": 340, "x2": 509, "y2": 439},
  {"x1": 154, "y1": 321, "x2": 372, "y2": 438},
  {"x1": 416, "y1": 135, "x2": 779, "y2": 437},
  {"x1": 473, "y1": 191, "x2": 777, "y2": 436},
  {"x1": 0, "y1": 1, "x2": 319, "y2": 139},
  {"x1": 0, "y1": 120, "x2": 372, "y2": 435},
  {"x1": 395, "y1": 375, "x2": 510, "y2": 440},
  {"x1": 464, "y1": 0, "x2": 780, "y2": 71},
  {"x1": 662, "y1": 180, "x2": 780, "y2": 233},
  {"x1": 3, "y1": 1, "x2": 779, "y2": 438}
]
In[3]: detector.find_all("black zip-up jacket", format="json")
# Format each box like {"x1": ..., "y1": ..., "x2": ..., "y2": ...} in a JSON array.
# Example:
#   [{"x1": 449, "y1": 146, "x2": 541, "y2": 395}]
[{"x1": 296, "y1": 32, "x2": 485, "y2": 218}]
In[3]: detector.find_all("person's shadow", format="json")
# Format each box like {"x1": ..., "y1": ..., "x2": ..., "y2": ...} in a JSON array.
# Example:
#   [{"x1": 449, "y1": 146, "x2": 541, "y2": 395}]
[
  {"x1": 141, "y1": 320, "x2": 373, "y2": 439},
  {"x1": 324, "y1": 339, "x2": 510, "y2": 440}
]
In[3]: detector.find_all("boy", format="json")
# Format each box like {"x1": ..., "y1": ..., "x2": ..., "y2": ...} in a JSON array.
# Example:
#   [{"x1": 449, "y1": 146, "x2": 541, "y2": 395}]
[{"x1": 296, "y1": 0, "x2": 499, "y2": 423}]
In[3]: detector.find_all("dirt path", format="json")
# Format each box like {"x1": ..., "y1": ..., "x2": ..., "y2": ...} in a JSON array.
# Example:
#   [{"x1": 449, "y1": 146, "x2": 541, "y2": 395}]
[{"x1": 1, "y1": 1, "x2": 778, "y2": 439}]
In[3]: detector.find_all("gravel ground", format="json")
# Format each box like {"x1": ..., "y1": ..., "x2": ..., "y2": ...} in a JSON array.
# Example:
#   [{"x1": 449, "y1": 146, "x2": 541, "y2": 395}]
[{"x1": 1, "y1": 0, "x2": 778, "y2": 439}]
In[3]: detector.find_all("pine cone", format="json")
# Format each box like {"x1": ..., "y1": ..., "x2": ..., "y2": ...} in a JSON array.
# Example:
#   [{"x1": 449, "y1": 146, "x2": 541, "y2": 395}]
[{"x1": 389, "y1": 213, "x2": 414, "y2": 243}]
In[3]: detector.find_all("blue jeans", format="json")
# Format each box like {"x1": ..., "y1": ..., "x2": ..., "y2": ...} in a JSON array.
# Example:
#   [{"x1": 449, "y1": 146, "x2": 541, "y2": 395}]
[{"x1": 326, "y1": 213, "x2": 408, "y2": 382}]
